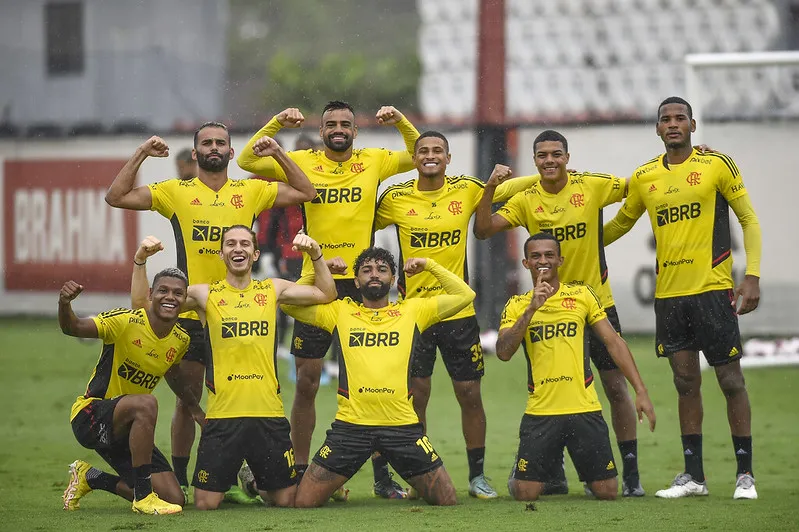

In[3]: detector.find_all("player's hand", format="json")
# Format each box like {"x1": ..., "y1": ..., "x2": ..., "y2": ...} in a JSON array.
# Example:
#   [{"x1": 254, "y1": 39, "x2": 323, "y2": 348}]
[
  {"x1": 635, "y1": 391, "x2": 657, "y2": 432},
  {"x1": 276, "y1": 108, "x2": 305, "y2": 128},
  {"x1": 375, "y1": 106, "x2": 405, "y2": 126},
  {"x1": 292, "y1": 232, "x2": 321, "y2": 258},
  {"x1": 694, "y1": 144, "x2": 716, "y2": 154},
  {"x1": 734, "y1": 274, "x2": 760, "y2": 315},
  {"x1": 59, "y1": 281, "x2": 84, "y2": 304},
  {"x1": 139, "y1": 136, "x2": 169, "y2": 158},
  {"x1": 190, "y1": 407, "x2": 207, "y2": 428},
  {"x1": 403, "y1": 258, "x2": 428, "y2": 277},
  {"x1": 529, "y1": 274, "x2": 555, "y2": 311},
  {"x1": 326, "y1": 257, "x2": 348, "y2": 275},
  {"x1": 252, "y1": 136, "x2": 283, "y2": 158},
  {"x1": 135, "y1": 235, "x2": 164, "y2": 264},
  {"x1": 487, "y1": 164, "x2": 512, "y2": 187}
]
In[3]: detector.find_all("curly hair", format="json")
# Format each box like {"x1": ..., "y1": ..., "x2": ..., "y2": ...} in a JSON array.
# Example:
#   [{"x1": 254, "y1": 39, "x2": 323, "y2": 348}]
[{"x1": 353, "y1": 247, "x2": 397, "y2": 276}]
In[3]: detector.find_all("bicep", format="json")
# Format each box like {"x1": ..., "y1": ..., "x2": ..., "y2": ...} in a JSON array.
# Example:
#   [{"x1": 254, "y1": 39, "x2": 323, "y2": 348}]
[
  {"x1": 590, "y1": 318, "x2": 620, "y2": 347},
  {"x1": 272, "y1": 182, "x2": 308, "y2": 208},
  {"x1": 73, "y1": 317, "x2": 100, "y2": 338},
  {"x1": 115, "y1": 185, "x2": 153, "y2": 211}
]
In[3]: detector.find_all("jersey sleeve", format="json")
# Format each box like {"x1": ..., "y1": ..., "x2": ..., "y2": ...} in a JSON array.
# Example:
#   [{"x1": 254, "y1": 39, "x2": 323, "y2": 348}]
[
  {"x1": 236, "y1": 117, "x2": 288, "y2": 180},
  {"x1": 495, "y1": 192, "x2": 526, "y2": 227},
  {"x1": 413, "y1": 298, "x2": 442, "y2": 332},
  {"x1": 148, "y1": 179, "x2": 176, "y2": 218},
  {"x1": 374, "y1": 189, "x2": 394, "y2": 230},
  {"x1": 617, "y1": 174, "x2": 647, "y2": 221},
  {"x1": 92, "y1": 308, "x2": 131, "y2": 343},
  {"x1": 251, "y1": 179, "x2": 279, "y2": 213},
  {"x1": 584, "y1": 286, "x2": 607, "y2": 325},
  {"x1": 586, "y1": 173, "x2": 626, "y2": 207},
  {"x1": 491, "y1": 174, "x2": 540, "y2": 203},
  {"x1": 281, "y1": 300, "x2": 340, "y2": 333},
  {"x1": 499, "y1": 296, "x2": 524, "y2": 330},
  {"x1": 714, "y1": 154, "x2": 747, "y2": 202},
  {"x1": 376, "y1": 149, "x2": 403, "y2": 182}
]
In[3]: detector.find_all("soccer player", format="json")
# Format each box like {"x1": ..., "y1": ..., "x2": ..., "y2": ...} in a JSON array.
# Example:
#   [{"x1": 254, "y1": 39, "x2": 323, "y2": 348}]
[
  {"x1": 174, "y1": 148, "x2": 197, "y2": 180},
  {"x1": 375, "y1": 131, "x2": 535, "y2": 498},
  {"x1": 105, "y1": 123, "x2": 314, "y2": 498},
  {"x1": 473, "y1": 129, "x2": 646, "y2": 496},
  {"x1": 132, "y1": 226, "x2": 337, "y2": 509},
  {"x1": 497, "y1": 233, "x2": 656, "y2": 502},
  {"x1": 604, "y1": 96, "x2": 762, "y2": 500},
  {"x1": 237, "y1": 101, "x2": 420, "y2": 498},
  {"x1": 283, "y1": 247, "x2": 475, "y2": 507},
  {"x1": 60, "y1": 239, "x2": 205, "y2": 515}
]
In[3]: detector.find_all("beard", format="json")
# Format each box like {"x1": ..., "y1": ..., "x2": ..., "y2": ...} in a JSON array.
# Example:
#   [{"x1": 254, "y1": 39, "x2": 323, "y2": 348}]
[
  {"x1": 323, "y1": 134, "x2": 353, "y2": 153},
  {"x1": 196, "y1": 151, "x2": 230, "y2": 172},
  {"x1": 360, "y1": 281, "x2": 390, "y2": 301}
]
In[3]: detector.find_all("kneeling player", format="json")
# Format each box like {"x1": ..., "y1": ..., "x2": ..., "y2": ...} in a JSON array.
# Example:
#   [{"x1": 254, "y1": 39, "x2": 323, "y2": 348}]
[
  {"x1": 497, "y1": 233, "x2": 656, "y2": 501},
  {"x1": 285, "y1": 248, "x2": 475, "y2": 507},
  {"x1": 60, "y1": 240, "x2": 204, "y2": 515}
]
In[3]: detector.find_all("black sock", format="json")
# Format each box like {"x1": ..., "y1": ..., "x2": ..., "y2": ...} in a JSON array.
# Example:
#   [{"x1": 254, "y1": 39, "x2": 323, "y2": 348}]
[
  {"x1": 732, "y1": 435, "x2": 753, "y2": 477},
  {"x1": 295, "y1": 464, "x2": 308, "y2": 480},
  {"x1": 172, "y1": 456, "x2": 190, "y2": 487},
  {"x1": 372, "y1": 453, "x2": 390, "y2": 483},
  {"x1": 618, "y1": 439, "x2": 639, "y2": 485},
  {"x1": 85, "y1": 467, "x2": 121, "y2": 494},
  {"x1": 681, "y1": 434, "x2": 704, "y2": 482},
  {"x1": 133, "y1": 464, "x2": 153, "y2": 501},
  {"x1": 467, "y1": 447, "x2": 486, "y2": 481}
]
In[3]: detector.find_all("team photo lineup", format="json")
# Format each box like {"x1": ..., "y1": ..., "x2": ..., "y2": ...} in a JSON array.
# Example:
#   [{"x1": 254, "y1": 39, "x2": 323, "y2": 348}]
[{"x1": 56, "y1": 94, "x2": 765, "y2": 516}]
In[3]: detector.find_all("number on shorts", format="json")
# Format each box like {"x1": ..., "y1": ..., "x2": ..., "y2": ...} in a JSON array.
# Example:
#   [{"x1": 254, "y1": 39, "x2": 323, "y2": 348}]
[
  {"x1": 470, "y1": 343, "x2": 484, "y2": 370},
  {"x1": 283, "y1": 448, "x2": 295, "y2": 468},
  {"x1": 415, "y1": 436, "x2": 434, "y2": 454}
]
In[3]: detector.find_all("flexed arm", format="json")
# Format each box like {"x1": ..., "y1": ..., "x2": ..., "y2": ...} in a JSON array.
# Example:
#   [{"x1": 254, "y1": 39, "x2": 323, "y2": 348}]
[
  {"x1": 105, "y1": 136, "x2": 168, "y2": 209},
  {"x1": 375, "y1": 106, "x2": 420, "y2": 171},
  {"x1": 238, "y1": 108, "x2": 304, "y2": 177}
]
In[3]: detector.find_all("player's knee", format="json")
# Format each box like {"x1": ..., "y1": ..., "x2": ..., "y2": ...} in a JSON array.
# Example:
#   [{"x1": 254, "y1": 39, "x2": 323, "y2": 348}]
[
  {"x1": 590, "y1": 479, "x2": 618, "y2": 500},
  {"x1": 509, "y1": 480, "x2": 540, "y2": 501},
  {"x1": 672, "y1": 372, "x2": 700, "y2": 396},
  {"x1": 717, "y1": 369, "x2": 747, "y2": 397},
  {"x1": 600, "y1": 371, "x2": 631, "y2": 403},
  {"x1": 133, "y1": 395, "x2": 159, "y2": 423},
  {"x1": 293, "y1": 490, "x2": 324, "y2": 508},
  {"x1": 194, "y1": 495, "x2": 221, "y2": 511},
  {"x1": 160, "y1": 486, "x2": 185, "y2": 506},
  {"x1": 453, "y1": 380, "x2": 483, "y2": 409}
]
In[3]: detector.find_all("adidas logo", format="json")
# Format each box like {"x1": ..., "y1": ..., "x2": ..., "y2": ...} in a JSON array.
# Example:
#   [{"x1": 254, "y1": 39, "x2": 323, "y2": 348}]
[
  {"x1": 684, "y1": 449, "x2": 693, "y2": 456},
  {"x1": 406, "y1": 209, "x2": 418, "y2": 216},
  {"x1": 729, "y1": 347, "x2": 739, "y2": 357},
  {"x1": 313, "y1": 165, "x2": 323, "y2": 172},
  {"x1": 132, "y1": 339, "x2": 142, "y2": 348},
  {"x1": 218, "y1": 299, "x2": 227, "y2": 306},
  {"x1": 190, "y1": 197, "x2": 202, "y2": 205},
  {"x1": 624, "y1": 453, "x2": 636, "y2": 460},
  {"x1": 648, "y1": 184, "x2": 657, "y2": 192},
  {"x1": 736, "y1": 448, "x2": 748, "y2": 455},
  {"x1": 535, "y1": 205, "x2": 544, "y2": 213},
  {"x1": 606, "y1": 461, "x2": 615, "y2": 471}
]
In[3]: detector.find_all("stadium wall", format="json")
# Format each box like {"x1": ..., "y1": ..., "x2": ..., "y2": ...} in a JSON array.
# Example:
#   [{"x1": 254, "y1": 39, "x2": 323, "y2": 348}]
[{"x1": 1, "y1": 123, "x2": 795, "y2": 335}]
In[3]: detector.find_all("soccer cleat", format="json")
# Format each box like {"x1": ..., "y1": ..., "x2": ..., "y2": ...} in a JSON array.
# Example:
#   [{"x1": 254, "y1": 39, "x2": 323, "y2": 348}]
[
  {"x1": 180, "y1": 485, "x2": 191, "y2": 505},
  {"x1": 63, "y1": 460, "x2": 93, "y2": 510},
  {"x1": 329, "y1": 486, "x2": 350, "y2": 502},
  {"x1": 238, "y1": 463, "x2": 258, "y2": 498},
  {"x1": 131, "y1": 492, "x2": 182, "y2": 515},
  {"x1": 407, "y1": 486, "x2": 419, "y2": 500},
  {"x1": 583, "y1": 482, "x2": 594, "y2": 497},
  {"x1": 623, "y1": 480, "x2": 646, "y2": 497},
  {"x1": 468, "y1": 474, "x2": 498, "y2": 499},
  {"x1": 224, "y1": 484, "x2": 260, "y2": 504},
  {"x1": 373, "y1": 473, "x2": 408, "y2": 499},
  {"x1": 733, "y1": 473, "x2": 757, "y2": 500},
  {"x1": 655, "y1": 473, "x2": 708, "y2": 498}
]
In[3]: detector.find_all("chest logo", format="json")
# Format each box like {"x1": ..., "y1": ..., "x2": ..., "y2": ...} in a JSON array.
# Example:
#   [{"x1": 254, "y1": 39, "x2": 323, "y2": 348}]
[
  {"x1": 561, "y1": 297, "x2": 577, "y2": 310},
  {"x1": 351, "y1": 162, "x2": 365, "y2": 173},
  {"x1": 165, "y1": 347, "x2": 177, "y2": 363},
  {"x1": 231, "y1": 194, "x2": 244, "y2": 209},
  {"x1": 686, "y1": 172, "x2": 701, "y2": 186},
  {"x1": 448, "y1": 200, "x2": 463, "y2": 215},
  {"x1": 569, "y1": 193, "x2": 584, "y2": 207},
  {"x1": 254, "y1": 293, "x2": 268, "y2": 306}
]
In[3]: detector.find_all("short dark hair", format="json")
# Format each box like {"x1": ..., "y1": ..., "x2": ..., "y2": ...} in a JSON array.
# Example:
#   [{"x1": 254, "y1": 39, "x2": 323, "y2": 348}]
[
  {"x1": 152, "y1": 267, "x2": 188, "y2": 290},
  {"x1": 193, "y1": 121, "x2": 229, "y2": 148},
  {"x1": 353, "y1": 247, "x2": 397, "y2": 276},
  {"x1": 175, "y1": 148, "x2": 194, "y2": 162},
  {"x1": 523, "y1": 232, "x2": 561, "y2": 257},
  {"x1": 220, "y1": 224, "x2": 259, "y2": 252},
  {"x1": 322, "y1": 100, "x2": 354, "y2": 117},
  {"x1": 533, "y1": 130, "x2": 568, "y2": 153},
  {"x1": 658, "y1": 96, "x2": 693, "y2": 120},
  {"x1": 414, "y1": 130, "x2": 449, "y2": 153}
]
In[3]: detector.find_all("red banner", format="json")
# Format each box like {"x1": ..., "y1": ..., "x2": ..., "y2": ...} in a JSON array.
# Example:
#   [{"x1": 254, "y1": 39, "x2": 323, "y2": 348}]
[{"x1": 3, "y1": 159, "x2": 136, "y2": 292}]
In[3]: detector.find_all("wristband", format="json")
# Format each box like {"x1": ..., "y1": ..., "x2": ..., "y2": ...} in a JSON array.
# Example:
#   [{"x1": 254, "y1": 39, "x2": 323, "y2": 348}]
[
  {"x1": 133, "y1": 259, "x2": 146, "y2": 266},
  {"x1": 311, "y1": 253, "x2": 323, "y2": 262}
]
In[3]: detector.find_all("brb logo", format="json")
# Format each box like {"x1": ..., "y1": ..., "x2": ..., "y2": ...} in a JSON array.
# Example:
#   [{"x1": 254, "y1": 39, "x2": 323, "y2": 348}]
[
  {"x1": 117, "y1": 362, "x2": 161, "y2": 390},
  {"x1": 221, "y1": 321, "x2": 270, "y2": 338},
  {"x1": 192, "y1": 225, "x2": 230, "y2": 242},
  {"x1": 656, "y1": 203, "x2": 701, "y2": 226},
  {"x1": 541, "y1": 223, "x2": 586, "y2": 242},
  {"x1": 311, "y1": 187, "x2": 362, "y2": 204},
  {"x1": 529, "y1": 322, "x2": 578, "y2": 343},
  {"x1": 410, "y1": 229, "x2": 461, "y2": 248},
  {"x1": 348, "y1": 331, "x2": 400, "y2": 347}
]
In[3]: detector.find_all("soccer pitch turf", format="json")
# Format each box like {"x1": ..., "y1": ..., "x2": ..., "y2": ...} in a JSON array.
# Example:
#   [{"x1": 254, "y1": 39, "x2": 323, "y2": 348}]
[{"x1": 0, "y1": 317, "x2": 797, "y2": 531}]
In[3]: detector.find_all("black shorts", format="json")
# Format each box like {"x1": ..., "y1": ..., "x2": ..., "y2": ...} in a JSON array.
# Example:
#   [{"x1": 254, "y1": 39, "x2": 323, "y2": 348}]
[
  {"x1": 71, "y1": 397, "x2": 171, "y2": 486},
  {"x1": 291, "y1": 279, "x2": 362, "y2": 359},
  {"x1": 192, "y1": 417, "x2": 297, "y2": 493},
  {"x1": 411, "y1": 316, "x2": 485, "y2": 381},
  {"x1": 312, "y1": 420, "x2": 443, "y2": 480},
  {"x1": 587, "y1": 305, "x2": 622, "y2": 371},
  {"x1": 655, "y1": 289, "x2": 743, "y2": 366},
  {"x1": 178, "y1": 317, "x2": 210, "y2": 365},
  {"x1": 513, "y1": 412, "x2": 617, "y2": 484}
]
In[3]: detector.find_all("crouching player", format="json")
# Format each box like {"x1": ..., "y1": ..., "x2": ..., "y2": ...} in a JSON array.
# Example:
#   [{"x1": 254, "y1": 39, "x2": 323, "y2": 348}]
[
  {"x1": 60, "y1": 239, "x2": 204, "y2": 515},
  {"x1": 284, "y1": 248, "x2": 475, "y2": 507},
  {"x1": 497, "y1": 233, "x2": 656, "y2": 501}
]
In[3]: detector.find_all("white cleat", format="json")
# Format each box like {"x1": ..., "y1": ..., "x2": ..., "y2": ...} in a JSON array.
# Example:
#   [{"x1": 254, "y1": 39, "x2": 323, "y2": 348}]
[
  {"x1": 733, "y1": 473, "x2": 757, "y2": 500},
  {"x1": 655, "y1": 473, "x2": 708, "y2": 498}
]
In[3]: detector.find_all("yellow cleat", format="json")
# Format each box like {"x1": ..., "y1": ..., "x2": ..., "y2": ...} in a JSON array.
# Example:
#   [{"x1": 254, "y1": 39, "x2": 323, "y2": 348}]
[
  {"x1": 329, "y1": 486, "x2": 350, "y2": 502},
  {"x1": 63, "y1": 460, "x2": 92, "y2": 511},
  {"x1": 131, "y1": 492, "x2": 183, "y2": 515}
]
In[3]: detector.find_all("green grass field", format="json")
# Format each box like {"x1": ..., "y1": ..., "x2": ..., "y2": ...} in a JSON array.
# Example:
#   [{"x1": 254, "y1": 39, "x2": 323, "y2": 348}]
[{"x1": 1, "y1": 317, "x2": 797, "y2": 531}]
